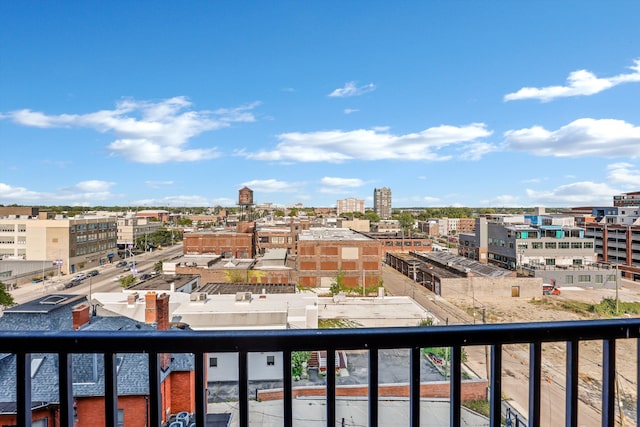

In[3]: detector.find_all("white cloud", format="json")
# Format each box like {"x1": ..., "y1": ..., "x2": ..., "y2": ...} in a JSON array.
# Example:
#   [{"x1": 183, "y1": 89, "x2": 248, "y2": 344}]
[
  {"x1": 132, "y1": 195, "x2": 213, "y2": 207},
  {"x1": 320, "y1": 177, "x2": 365, "y2": 188},
  {"x1": 145, "y1": 180, "x2": 175, "y2": 188},
  {"x1": 247, "y1": 123, "x2": 493, "y2": 163},
  {"x1": 2, "y1": 97, "x2": 259, "y2": 164},
  {"x1": 458, "y1": 142, "x2": 497, "y2": 161},
  {"x1": 526, "y1": 182, "x2": 620, "y2": 206},
  {"x1": 240, "y1": 179, "x2": 302, "y2": 193},
  {"x1": 503, "y1": 118, "x2": 640, "y2": 158},
  {"x1": 328, "y1": 81, "x2": 376, "y2": 98},
  {"x1": 344, "y1": 108, "x2": 359, "y2": 114},
  {"x1": 504, "y1": 59, "x2": 640, "y2": 102},
  {"x1": 606, "y1": 162, "x2": 640, "y2": 186},
  {"x1": 479, "y1": 194, "x2": 522, "y2": 207},
  {"x1": 319, "y1": 177, "x2": 366, "y2": 194},
  {"x1": 0, "y1": 180, "x2": 117, "y2": 205}
]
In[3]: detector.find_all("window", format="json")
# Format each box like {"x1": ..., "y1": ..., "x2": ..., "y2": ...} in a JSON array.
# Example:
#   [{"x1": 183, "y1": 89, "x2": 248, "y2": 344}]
[
  {"x1": 595, "y1": 275, "x2": 603, "y2": 284},
  {"x1": 267, "y1": 355, "x2": 275, "y2": 366},
  {"x1": 532, "y1": 242, "x2": 543, "y2": 249},
  {"x1": 209, "y1": 357, "x2": 218, "y2": 368},
  {"x1": 578, "y1": 275, "x2": 591, "y2": 283},
  {"x1": 565, "y1": 275, "x2": 573, "y2": 284},
  {"x1": 571, "y1": 242, "x2": 582, "y2": 249},
  {"x1": 545, "y1": 258, "x2": 555, "y2": 266},
  {"x1": 584, "y1": 242, "x2": 594, "y2": 249},
  {"x1": 559, "y1": 242, "x2": 570, "y2": 249},
  {"x1": 31, "y1": 356, "x2": 45, "y2": 378},
  {"x1": 117, "y1": 409, "x2": 124, "y2": 427},
  {"x1": 545, "y1": 242, "x2": 557, "y2": 249},
  {"x1": 573, "y1": 259, "x2": 583, "y2": 266}
]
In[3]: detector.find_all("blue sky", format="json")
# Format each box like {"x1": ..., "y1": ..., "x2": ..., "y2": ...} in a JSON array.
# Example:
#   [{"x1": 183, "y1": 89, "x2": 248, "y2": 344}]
[{"x1": 2, "y1": 2, "x2": 640, "y2": 209}]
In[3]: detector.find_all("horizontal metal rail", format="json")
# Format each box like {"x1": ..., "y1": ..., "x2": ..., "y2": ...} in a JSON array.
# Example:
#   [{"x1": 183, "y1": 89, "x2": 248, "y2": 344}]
[{"x1": 0, "y1": 318, "x2": 638, "y2": 427}]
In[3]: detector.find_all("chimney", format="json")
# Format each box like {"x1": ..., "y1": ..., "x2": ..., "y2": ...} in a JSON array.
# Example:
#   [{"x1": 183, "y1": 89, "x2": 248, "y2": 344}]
[
  {"x1": 127, "y1": 292, "x2": 139, "y2": 306},
  {"x1": 145, "y1": 291, "x2": 158, "y2": 324},
  {"x1": 156, "y1": 293, "x2": 170, "y2": 331},
  {"x1": 72, "y1": 304, "x2": 90, "y2": 330},
  {"x1": 145, "y1": 291, "x2": 170, "y2": 331}
]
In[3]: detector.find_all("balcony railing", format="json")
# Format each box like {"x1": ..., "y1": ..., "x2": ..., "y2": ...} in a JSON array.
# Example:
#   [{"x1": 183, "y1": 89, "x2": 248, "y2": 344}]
[{"x1": 2, "y1": 318, "x2": 639, "y2": 427}]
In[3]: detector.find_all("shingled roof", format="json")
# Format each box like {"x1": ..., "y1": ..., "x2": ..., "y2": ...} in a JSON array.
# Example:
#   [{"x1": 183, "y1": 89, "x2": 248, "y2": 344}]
[{"x1": 0, "y1": 294, "x2": 193, "y2": 407}]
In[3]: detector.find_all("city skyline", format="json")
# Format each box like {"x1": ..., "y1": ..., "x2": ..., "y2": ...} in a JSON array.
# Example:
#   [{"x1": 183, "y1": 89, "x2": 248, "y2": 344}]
[{"x1": 2, "y1": 3, "x2": 640, "y2": 208}]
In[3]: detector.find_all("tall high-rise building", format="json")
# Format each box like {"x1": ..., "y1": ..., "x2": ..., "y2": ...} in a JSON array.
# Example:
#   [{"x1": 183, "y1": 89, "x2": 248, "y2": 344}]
[{"x1": 373, "y1": 187, "x2": 392, "y2": 219}]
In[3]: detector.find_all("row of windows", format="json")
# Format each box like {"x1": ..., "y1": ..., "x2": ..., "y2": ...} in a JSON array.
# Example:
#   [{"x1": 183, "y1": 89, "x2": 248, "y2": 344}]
[
  {"x1": 385, "y1": 241, "x2": 425, "y2": 247},
  {"x1": 564, "y1": 274, "x2": 616, "y2": 284},
  {"x1": 0, "y1": 225, "x2": 26, "y2": 232},
  {"x1": 519, "y1": 241, "x2": 594, "y2": 250}
]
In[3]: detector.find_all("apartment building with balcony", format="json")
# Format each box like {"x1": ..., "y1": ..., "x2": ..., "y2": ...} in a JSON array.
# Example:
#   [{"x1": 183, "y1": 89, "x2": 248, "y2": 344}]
[
  {"x1": 613, "y1": 190, "x2": 640, "y2": 207},
  {"x1": 578, "y1": 204, "x2": 640, "y2": 280},
  {"x1": 0, "y1": 210, "x2": 117, "y2": 275},
  {"x1": 458, "y1": 216, "x2": 596, "y2": 270}
]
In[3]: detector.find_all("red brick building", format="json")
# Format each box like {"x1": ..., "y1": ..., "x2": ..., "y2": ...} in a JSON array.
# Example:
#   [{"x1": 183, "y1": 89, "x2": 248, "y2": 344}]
[
  {"x1": 0, "y1": 294, "x2": 196, "y2": 427},
  {"x1": 297, "y1": 228, "x2": 382, "y2": 290},
  {"x1": 183, "y1": 230, "x2": 254, "y2": 258}
]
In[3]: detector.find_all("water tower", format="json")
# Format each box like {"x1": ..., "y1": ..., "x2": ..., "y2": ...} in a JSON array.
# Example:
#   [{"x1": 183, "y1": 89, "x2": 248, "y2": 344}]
[{"x1": 238, "y1": 186, "x2": 254, "y2": 221}]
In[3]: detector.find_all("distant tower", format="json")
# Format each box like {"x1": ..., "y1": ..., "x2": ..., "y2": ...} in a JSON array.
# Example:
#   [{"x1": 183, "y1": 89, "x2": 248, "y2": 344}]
[
  {"x1": 373, "y1": 187, "x2": 392, "y2": 219},
  {"x1": 238, "y1": 186, "x2": 254, "y2": 221}
]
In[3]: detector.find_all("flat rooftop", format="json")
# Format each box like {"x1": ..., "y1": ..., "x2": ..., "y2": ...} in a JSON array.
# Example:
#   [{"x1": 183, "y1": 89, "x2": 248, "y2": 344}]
[
  {"x1": 299, "y1": 228, "x2": 372, "y2": 241},
  {"x1": 200, "y1": 283, "x2": 296, "y2": 294}
]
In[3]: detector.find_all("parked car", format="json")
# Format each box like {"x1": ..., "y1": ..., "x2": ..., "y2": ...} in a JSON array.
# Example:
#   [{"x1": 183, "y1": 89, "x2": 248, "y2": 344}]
[
  {"x1": 73, "y1": 273, "x2": 87, "y2": 281},
  {"x1": 116, "y1": 260, "x2": 128, "y2": 268},
  {"x1": 543, "y1": 282, "x2": 561, "y2": 296},
  {"x1": 139, "y1": 273, "x2": 153, "y2": 280},
  {"x1": 65, "y1": 278, "x2": 81, "y2": 288},
  {"x1": 87, "y1": 269, "x2": 99, "y2": 277}
]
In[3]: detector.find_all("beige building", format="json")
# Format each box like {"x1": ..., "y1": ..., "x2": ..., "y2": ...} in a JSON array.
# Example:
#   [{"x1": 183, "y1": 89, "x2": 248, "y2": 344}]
[
  {"x1": 336, "y1": 218, "x2": 370, "y2": 232},
  {"x1": 0, "y1": 211, "x2": 117, "y2": 275},
  {"x1": 336, "y1": 198, "x2": 365, "y2": 216},
  {"x1": 117, "y1": 216, "x2": 163, "y2": 249}
]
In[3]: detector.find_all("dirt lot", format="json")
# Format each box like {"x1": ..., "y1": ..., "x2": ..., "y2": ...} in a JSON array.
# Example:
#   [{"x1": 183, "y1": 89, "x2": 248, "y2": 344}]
[{"x1": 382, "y1": 265, "x2": 640, "y2": 426}]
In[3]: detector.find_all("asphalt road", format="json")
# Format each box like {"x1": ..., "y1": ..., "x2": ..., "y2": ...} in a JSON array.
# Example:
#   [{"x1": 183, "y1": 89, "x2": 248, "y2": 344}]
[{"x1": 10, "y1": 243, "x2": 184, "y2": 305}]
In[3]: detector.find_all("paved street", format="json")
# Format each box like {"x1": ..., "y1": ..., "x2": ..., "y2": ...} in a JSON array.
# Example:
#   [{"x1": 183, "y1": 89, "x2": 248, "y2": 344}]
[{"x1": 9, "y1": 243, "x2": 184, "y2": 305}]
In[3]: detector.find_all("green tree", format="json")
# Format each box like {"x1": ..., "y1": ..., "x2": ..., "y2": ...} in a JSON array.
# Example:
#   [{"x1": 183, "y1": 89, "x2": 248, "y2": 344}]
[
  {"x1": 330, "y1": 269, "x2": 345, "y2": 294},
  {"x1": 176, "y1": 218, "x2": 193, "y2": 227},
  {"x1": 119, "y1": 275, "x2": 136, "y2": 288},
  {"x1": 364, "y1": 211, "x2": 380, "y2": 222},
  {"x1": 0, "y1": 283, "x2": 15, "y2": 308},
  {"x1": 153, "y1": 261, "x2": 163, "y2": 273},
  {"x1": 396, "y1": 212, "x2": 415, "y2": 235}
]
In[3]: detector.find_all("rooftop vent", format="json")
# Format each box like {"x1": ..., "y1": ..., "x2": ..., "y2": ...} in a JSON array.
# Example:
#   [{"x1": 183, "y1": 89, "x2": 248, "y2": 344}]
[{"x1": 235, "y1": 292, "x2": 252, "y2": 302}]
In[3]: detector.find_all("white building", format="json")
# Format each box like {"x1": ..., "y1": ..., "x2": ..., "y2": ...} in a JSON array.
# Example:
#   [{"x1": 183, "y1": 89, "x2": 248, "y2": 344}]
[{"x1": 92, "y1": 290, "x2": 318, "y2": 382}]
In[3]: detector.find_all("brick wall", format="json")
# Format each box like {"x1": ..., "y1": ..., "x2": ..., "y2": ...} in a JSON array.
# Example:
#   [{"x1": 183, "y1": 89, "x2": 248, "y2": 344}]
[
  {"x1": 256, "y1": 380, "x2": 488, "y2": 401},
  {"x1": 169, "y1": 371, "x2": 196, "y2": 414},
  {"x1": 0, "y1": 407, "x2": 55, "y2": 427},
  {"x1": 76, "y1": 395, "x2": 149, "y2": 427},
  {"x1": 72, "y1": 304, "x2": 90, "y2": 330}
]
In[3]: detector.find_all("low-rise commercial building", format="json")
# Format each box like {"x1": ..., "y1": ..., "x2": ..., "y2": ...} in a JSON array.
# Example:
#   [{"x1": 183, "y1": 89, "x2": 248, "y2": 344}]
[
  {"x1": 297, "y1": 228, "x2": 382, "y2": 289},
  {"x1": 0, "y1": 210, "x2": 117, "y2": 274}
]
